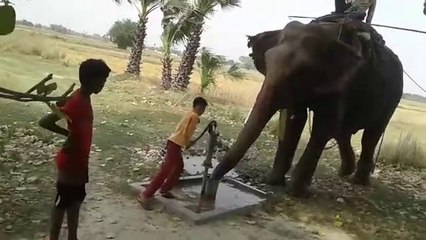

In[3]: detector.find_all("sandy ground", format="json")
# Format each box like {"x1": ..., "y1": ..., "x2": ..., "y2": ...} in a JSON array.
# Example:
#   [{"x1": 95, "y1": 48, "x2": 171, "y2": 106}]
[{"x1": 60, "y1": 156, "x2": 357, "y2": 240}]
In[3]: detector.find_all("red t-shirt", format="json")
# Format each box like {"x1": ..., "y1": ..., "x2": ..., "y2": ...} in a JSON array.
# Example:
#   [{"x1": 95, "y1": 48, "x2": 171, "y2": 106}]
[{"x1": 55, "y1": 88, "x2": 93, "y2": 174}]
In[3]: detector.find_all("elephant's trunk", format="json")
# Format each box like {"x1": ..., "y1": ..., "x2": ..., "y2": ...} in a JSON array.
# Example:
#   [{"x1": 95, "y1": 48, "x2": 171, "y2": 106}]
[{"x1": 212, "y1": 84, "x2": 277, "y2": 180}]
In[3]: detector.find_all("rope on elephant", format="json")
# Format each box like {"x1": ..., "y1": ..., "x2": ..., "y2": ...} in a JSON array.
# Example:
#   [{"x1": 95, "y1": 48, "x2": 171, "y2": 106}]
[
  {"x1": 372, "y1": 128, "x2": 386, "y2": 173},
  {"x1": 404, "y1": 69, "x2": 426, "y2": 94}
]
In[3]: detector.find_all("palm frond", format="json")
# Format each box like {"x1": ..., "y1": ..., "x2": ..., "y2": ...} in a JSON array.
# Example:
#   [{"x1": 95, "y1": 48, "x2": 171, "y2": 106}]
[
  {"x1": 112, "y1": 0, "x2": 132, "y2": 5},
  {"x1": 140, "y1": 0, "x2": 162, "y2": 17},
  {"x1": 194, "y1": 0, "x2": 217, "y2": 17},
  {"x1": 191, "y1": 0, "x2": 240, "y2": 21},
  {"x1": 141, "y1": 0, "x2": 162, "y2": 7},
  {"x1": 161, "y1": 0, "x2": 193, "y2": 28},
  {"x1": 216, "y1": 0, "x2": 241, "y2": 11},
  {"x1": 201, "y1": 49, "x2": 223, "y2": 72},
  {"x1": 198, "y1": 48, "x2": 225, "y2": 93},
  {"x1": 161, "y1": 21, "x2": 188, "y2": 55},
  {"x1": 162, "y1": 0, "x2": 190, "y2": 15},
  {"x1": 161, "y1": 6, "x2": 194, "y2": 55}
]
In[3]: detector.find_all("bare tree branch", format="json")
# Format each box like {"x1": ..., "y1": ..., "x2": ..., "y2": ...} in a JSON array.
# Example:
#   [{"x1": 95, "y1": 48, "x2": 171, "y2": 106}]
[
  {"x1": 25, "y1": 73, "x2": 53, "y2": 94},
  {"x1": 0, "y1": 74, "x2": 75, "y2": 103}
]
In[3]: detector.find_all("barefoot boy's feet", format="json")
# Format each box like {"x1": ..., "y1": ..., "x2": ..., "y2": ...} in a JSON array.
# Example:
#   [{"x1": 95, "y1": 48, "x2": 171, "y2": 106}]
[
  {"x1": 137, "y1": 194, "x2": 154, "y2": 211},
  {"x1": 160, "y1": 191, "x2": 177, "y2": 199}
]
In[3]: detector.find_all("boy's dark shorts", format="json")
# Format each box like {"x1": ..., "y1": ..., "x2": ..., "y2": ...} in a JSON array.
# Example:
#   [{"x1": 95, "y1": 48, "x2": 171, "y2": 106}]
[{"x1": 54, "y1": 182, "x2": 86, "y2": 209}]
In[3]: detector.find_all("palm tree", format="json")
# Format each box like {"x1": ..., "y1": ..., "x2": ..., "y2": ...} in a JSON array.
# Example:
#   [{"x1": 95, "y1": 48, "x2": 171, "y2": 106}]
[
  {"x1": 114, "y1": 0, "x2": 162, "y2": 76},
  {"x1": 159, "y1": 0, "x2": 193, "y2": 89},
  {"x1": 171, "y1": 0, "x2": 241, "y2": 90},
  {"x1": 197, "y1": 48, "x2": 244, "y2": 94}
]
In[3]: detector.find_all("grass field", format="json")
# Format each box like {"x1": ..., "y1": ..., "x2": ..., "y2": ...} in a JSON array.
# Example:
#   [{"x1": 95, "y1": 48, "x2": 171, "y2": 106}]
[{"x1": 0, "y1": 26, "x2": 425, "y2": 239}]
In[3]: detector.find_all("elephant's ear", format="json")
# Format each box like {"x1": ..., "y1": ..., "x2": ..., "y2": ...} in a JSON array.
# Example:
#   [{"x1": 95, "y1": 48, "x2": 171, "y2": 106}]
[{"x1": 247, "y1": 35, "x2": 255, "y2": 48}]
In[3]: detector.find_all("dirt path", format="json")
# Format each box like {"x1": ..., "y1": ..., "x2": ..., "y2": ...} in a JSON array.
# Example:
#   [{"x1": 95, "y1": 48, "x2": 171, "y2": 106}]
[{"x1": 74, "y1": 156, "x2": 355, "y2": 240}]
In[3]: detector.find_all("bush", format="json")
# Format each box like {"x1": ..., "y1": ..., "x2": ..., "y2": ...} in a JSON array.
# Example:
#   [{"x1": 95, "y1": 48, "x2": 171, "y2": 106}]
[
  {"x1": 227, "y1": 107, "x2": 243, "y2": 122},
  {"x1": 30, "y1": 47, "x2": 43, "y2": 56},
  {"x1": 12, "y1": 44, "x2": 43, "y2": 56},
  {"x1": 381, "y1": 132, "x2": 426, "y2": 169},
  {"x1": 107, "y1": 19, "x2": 137, "y2": 50},
  {"x1": 42, "y1": 50, "x2": 66, "y2": 60}
]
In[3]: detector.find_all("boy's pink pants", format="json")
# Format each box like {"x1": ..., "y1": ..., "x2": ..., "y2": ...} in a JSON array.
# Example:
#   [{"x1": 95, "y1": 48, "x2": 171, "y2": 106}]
[{"x1": 141, "y1": 141, "x2": 183, "y2": 198}]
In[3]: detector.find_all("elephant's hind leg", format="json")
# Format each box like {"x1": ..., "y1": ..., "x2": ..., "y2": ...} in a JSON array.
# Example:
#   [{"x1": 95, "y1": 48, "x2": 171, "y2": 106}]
[
  {"x1": 337, "y1": 133, "x2": 356, "y2": 177},
  {"x1": 268, "y1": 109, "x2": 307, "y2": 186},
  {"x1": 352, "y1": 126, "x2": 385, "y2": 185}
]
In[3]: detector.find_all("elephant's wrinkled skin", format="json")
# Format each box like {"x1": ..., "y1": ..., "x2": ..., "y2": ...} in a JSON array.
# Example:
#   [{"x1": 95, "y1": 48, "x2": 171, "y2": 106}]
[{"x1": 211, "y1": 20, "x2": 403, "y2": 197}]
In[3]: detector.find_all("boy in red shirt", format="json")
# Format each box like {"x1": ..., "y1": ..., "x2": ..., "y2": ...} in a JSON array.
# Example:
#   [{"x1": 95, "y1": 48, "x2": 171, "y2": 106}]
[
  {"x1": 39, "y1": 59, "x2": 111, "y2": 240},
  {"x1": 137, "y1": 97, "x2": 208, "y2": 210}
]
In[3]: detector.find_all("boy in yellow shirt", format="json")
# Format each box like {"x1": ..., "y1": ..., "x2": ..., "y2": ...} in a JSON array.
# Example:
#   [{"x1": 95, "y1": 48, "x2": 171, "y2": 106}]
[{"x1": 138, "y1": 97, "x2": 208, "y2": 210}]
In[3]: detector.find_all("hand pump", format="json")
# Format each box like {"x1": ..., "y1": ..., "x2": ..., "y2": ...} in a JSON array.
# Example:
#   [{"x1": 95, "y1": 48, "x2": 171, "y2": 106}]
[{"x1": 196, "y1": 121, "x2": 219, "y2": 212}]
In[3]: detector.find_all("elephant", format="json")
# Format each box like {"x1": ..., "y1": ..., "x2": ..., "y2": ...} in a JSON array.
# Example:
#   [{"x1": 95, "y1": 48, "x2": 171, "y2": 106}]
[{"x1": 210, "y1": 18, "x2": 404, "y2": 197}]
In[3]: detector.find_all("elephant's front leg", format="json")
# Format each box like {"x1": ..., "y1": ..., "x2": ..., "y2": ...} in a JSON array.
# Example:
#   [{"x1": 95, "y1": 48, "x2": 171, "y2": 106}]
[
  {"x1": 289, "y1": 107, "x2": 340, "y2": 197},
  {"x1": 268, "y1": 108, "x2": 307, "y2": 186}
]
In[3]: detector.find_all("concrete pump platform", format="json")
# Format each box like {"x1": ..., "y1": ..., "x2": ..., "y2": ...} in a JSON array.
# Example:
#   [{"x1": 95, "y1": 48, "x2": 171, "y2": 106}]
[{"x1": 129, "y1": 174, "x2": 267, "y2": 224}]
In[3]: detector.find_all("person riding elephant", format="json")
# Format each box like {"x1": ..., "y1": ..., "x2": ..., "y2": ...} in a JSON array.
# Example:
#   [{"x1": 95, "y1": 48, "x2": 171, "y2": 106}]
[
  {"x1": 319, "y1": 1, "x2": 385, "y2": 46},
  {"x1": 344, "y1": 0, "x2": 377, "y2": 24},
  {"x1": 334, "y1": 0, "x2": 351, "y2": 14},
  {"x1": 334, "y1": 0, "x2": 377, "y2": 24}
]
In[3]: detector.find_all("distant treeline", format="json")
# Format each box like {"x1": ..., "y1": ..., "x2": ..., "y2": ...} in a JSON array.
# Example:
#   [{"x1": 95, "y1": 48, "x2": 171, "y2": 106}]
[
  {"x1": 16, "y1": 19, "x2": 108, "y2": 42},
  {"x1": 402, "y1": 93, "x2": 426, "y2": 103},
  {"x1": 16, "y1": 19, "x2": 258, "y2": 71}
]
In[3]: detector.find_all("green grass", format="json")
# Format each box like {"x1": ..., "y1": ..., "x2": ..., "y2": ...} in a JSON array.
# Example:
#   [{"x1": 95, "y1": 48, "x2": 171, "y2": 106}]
[{"x1": 0, "y1": 27, "x2": 425, "y2": 239}]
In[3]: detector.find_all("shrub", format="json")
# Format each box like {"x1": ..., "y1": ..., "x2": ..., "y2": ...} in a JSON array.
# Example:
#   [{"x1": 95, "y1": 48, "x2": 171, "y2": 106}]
[
  {"x1": 381, "y1": 132, "x2": 426, "y2": 169},
  {"x1": 42, "y1": 50, "x2": 66, "y2": 60},
  {"x1": 227, "y1": 107, "x2": 242, "y2": 122}
]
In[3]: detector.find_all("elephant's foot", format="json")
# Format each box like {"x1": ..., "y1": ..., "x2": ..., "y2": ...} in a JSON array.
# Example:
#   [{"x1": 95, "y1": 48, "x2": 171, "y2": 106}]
[
  {"x1": 351, "y1": 172, "x2": 370, "y2": 186},
  {"x1": 351, "y1": 161, "x2": 373, "y2": 186},
  {"x1": 287, "y1": 181, "x2": 312, "y2": 198},
  {"x1": 338, "y1": 162, "x2": 356, "y2": 177},
  {"x1": 287, "y1": 175, "x2": 313, "y2": 198},
  {"x1": 266, "y1": 173, "x2": 286, "y2": 187}
]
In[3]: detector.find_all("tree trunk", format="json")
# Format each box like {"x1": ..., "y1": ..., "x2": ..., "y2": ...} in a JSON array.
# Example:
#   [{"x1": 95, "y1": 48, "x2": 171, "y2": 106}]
[
  {"x1": 171, "y1": 23, "x2": 203, "y2": 90},
  {"x1": 126, "y1": 16, "x2": 148, "y2": 76},
  {"x1": 161, "y1": 56, "x2": 173, "y2": 90}
]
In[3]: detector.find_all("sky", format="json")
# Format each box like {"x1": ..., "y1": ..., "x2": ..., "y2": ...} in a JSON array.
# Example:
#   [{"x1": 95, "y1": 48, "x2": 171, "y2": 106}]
[{"x1": 13, "y1": 0, "x2": 426, "y2": 95}]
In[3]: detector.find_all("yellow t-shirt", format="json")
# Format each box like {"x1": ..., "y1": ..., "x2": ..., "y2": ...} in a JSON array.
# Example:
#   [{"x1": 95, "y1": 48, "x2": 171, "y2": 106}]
[{"x1": 168, "y1": 111, "x2": 200, "y2": 147}]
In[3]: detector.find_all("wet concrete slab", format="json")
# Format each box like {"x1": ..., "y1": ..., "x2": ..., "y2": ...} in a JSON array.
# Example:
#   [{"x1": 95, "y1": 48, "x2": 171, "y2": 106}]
[
  {"x1": 182, "y1": 155, "x2": 239, "y2": 178},
  {"x1": 130, "y1": 175, "x2": 267, "y2": 224}
]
